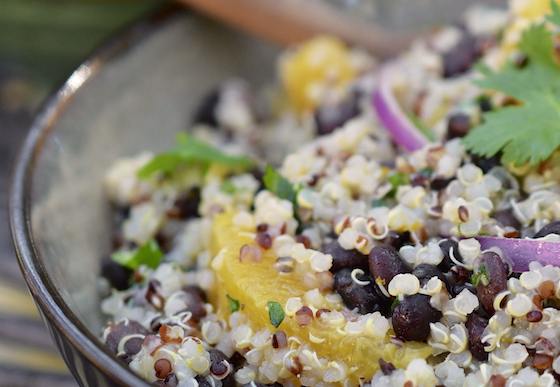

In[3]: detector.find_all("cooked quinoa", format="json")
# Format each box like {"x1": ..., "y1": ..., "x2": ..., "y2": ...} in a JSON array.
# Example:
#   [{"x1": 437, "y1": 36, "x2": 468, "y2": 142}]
[{"x1": 100, "y1": 1, "x2": 560, "y2": 386}]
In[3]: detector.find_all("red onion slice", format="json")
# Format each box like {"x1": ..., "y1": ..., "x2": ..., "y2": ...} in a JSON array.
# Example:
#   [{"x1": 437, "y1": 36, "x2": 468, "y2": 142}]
[
  {"x1": 372, "y1": 66, "x2": 429, "y2": 151},
  {"x1": 477, "y1": 236, "x2": 560, "y2": 272}
]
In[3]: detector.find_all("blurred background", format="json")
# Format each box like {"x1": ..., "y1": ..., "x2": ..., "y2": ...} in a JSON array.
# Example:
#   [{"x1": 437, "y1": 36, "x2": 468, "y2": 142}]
[{"x1": 0, "y1": 1, "x2": 158, "y2": 385}]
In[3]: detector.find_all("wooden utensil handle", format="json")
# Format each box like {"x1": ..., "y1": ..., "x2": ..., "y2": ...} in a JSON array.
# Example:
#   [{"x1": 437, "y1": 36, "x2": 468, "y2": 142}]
[{"x1": 178, "y1": 0, "x2": 412, "y2": 58}]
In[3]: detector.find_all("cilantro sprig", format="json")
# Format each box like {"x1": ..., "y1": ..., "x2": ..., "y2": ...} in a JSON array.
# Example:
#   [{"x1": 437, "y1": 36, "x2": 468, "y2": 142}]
[
  {"x1": 138, "y1": 133, "x2": 254, "y2": 179},
  {"x1": 471, "y1": 265, "x2": 489, "y2": 287},
  {"x1": 464, "y1": 3, "x2": 560, "y2": 166},
  {"x1": 111, "y1": 239, "x2": 163, "y2": 270}
]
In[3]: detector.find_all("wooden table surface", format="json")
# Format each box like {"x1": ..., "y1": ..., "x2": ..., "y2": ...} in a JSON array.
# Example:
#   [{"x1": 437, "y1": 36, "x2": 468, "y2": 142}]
[{"x1": 0, "y1": 105, "x2": 77, "y2": 387}]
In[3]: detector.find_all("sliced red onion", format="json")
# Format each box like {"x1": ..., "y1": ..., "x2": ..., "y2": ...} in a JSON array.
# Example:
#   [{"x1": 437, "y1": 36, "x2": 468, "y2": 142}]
[
  {"x1": 477, "y1": 236, "x2": 560, "y2": 272},
  {"x1": 372, "y1": 66, "x2": 429, "y2": 151}
]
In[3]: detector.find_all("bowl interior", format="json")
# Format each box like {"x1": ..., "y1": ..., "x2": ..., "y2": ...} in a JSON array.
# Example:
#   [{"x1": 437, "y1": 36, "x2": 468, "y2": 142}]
[{"x1": 29, "y1": 12, "x2": 278, "y2": 334}]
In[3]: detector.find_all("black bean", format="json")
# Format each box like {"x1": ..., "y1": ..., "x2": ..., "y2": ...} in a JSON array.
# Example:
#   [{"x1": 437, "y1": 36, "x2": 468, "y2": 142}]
[
  {"x1": 169, "y1": 188, "x2": 201, "y2": 219},
  {"x1": 494, "y1": 209, "x2": 521, "y2": 230},
  {"x1": 442, "y1": 33, "x2": 481, "y2": 78},
  {"x1": 412, "y1": 264, "x2": 448, "y2": 289},
  {"x1": 334, "y1": 268, "x2": 389, "y2": 315},
  {"x1": 101, "y1": 257, "x2": 132, "y2": 291},
  {"x1": 438, "y1": 239, "x2": 462, "y2": 272},
  {"x1": 470, "y1": 153, "x2": 501, "y2": 173},
  {"x1": 369, "y1": 245, "x2": 410, "y2": 286},
  {"x1": 466, "y1": 313, "x2": 489, "y2": 361},
  {"x1": 450, "y1": 265, "x2": 472, "y2": 285},
  {"x1": 430, "y1": 177, "x2": 454, "y2": 191},
  {"x1": 534, "y1": 221, "x2": 560, "y2": 238},
  {"x1": 105, "y1": 320, "x2": 149, "y2": 354},
  {"x1": 476, "y1": 251, "x2": 508, "y2": 314},
  {"x1": 382, "y1": 231, "x2": 412, "y2": 250},
  {"x1": 446, "y1": 113, "x2": 471, "y2": 139},
  {"x1": 323, "y1": 241, "x2": 368, "y2": 272},
  {"x1": 392, "y1": 294, "x2": 441, "y2": 341},
  {"x1": 314, "y1": 92, "x2": 360, "y2": 136},
  {"x1": 191, "y1": 88, "x2": 220, "y2": 127}
]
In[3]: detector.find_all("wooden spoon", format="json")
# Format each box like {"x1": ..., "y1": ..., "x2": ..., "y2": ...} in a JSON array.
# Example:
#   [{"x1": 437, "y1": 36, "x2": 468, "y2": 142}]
[{"x1": 178, "y1": 0, "x2": 413, "y2": 58}]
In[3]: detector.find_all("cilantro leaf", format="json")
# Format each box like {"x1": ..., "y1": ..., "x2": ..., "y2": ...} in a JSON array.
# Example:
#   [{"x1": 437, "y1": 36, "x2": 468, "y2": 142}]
[
  {"x1": 267, "y1": 301, "x2": 285, "y2": 328},
  {"x1": 263, "y1": 165, "x2": 297, "y2": 203},
  {"x1": 138, "y1": 133, "x2": 254, "y2": 179},
  {"x1": 226, "y1": 294, "x2": 240, "y2": 313},
  {"x1": 111, "y1": 239, "x2": 163, "y2": 270},
  {"x1": 465, "y1": 12, "x2": 560, "y2": 166},
  {"x1": 464, "y1": 90, "x2": 560, "y2": 166},
  {"x1": 546, "y1": 0, "x2": 560, "y2": 26}
]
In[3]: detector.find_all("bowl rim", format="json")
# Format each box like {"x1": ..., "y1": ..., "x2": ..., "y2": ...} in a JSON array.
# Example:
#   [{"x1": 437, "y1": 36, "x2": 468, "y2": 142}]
[{"x1": 9, "y1": 5, "x2": 186, "y2": 386}]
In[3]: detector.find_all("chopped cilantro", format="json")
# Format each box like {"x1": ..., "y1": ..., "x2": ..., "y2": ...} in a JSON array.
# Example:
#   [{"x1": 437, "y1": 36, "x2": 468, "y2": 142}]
[
  {"x1": 220, "y1": 180, "x2": 237, "y2": 194},
  {"x1": 471, "y1": 265, "x2": 489, "y2": 287},
  {"x1": 386, "y1": 172, "x2": 410, "y2": 198},
  {"x1": 226, "y1": 294, "x2": 240, "y2": 313},
  {"x1": 263, "y1": 165, "x2": 297, "y2": 203},
  {"x1": 267, "y1": 301, "x2": 285, "y2": 328},
  {"x1": 464, "y1": 5, "x2": 560, "y2": 166},
  {"x1": 111, "y1": 239, "x2": 163, "y2": 270},
  {"x1": 138, "y1": 133, "x2": 254, "y2": 179}
]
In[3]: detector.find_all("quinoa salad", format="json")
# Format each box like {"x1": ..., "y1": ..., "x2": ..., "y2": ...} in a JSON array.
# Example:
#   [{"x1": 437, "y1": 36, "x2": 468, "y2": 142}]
[{"x1": 100, "y1": 1, "x2": 560, "y2": 386}]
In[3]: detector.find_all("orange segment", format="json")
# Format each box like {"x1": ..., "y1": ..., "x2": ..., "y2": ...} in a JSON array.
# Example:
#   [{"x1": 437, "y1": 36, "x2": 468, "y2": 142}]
[
  {"x1": 210, "y1": 212, "x2": 432, "y2": 382},
  {"x1": 280, "y1": 36, "x2": 356, "y2": 112}
]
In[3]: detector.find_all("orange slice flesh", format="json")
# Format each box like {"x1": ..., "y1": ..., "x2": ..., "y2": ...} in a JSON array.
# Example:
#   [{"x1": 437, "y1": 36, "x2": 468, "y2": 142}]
[{"x1": 210, "y1": 212, "x2": 432, "y2": 383}]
